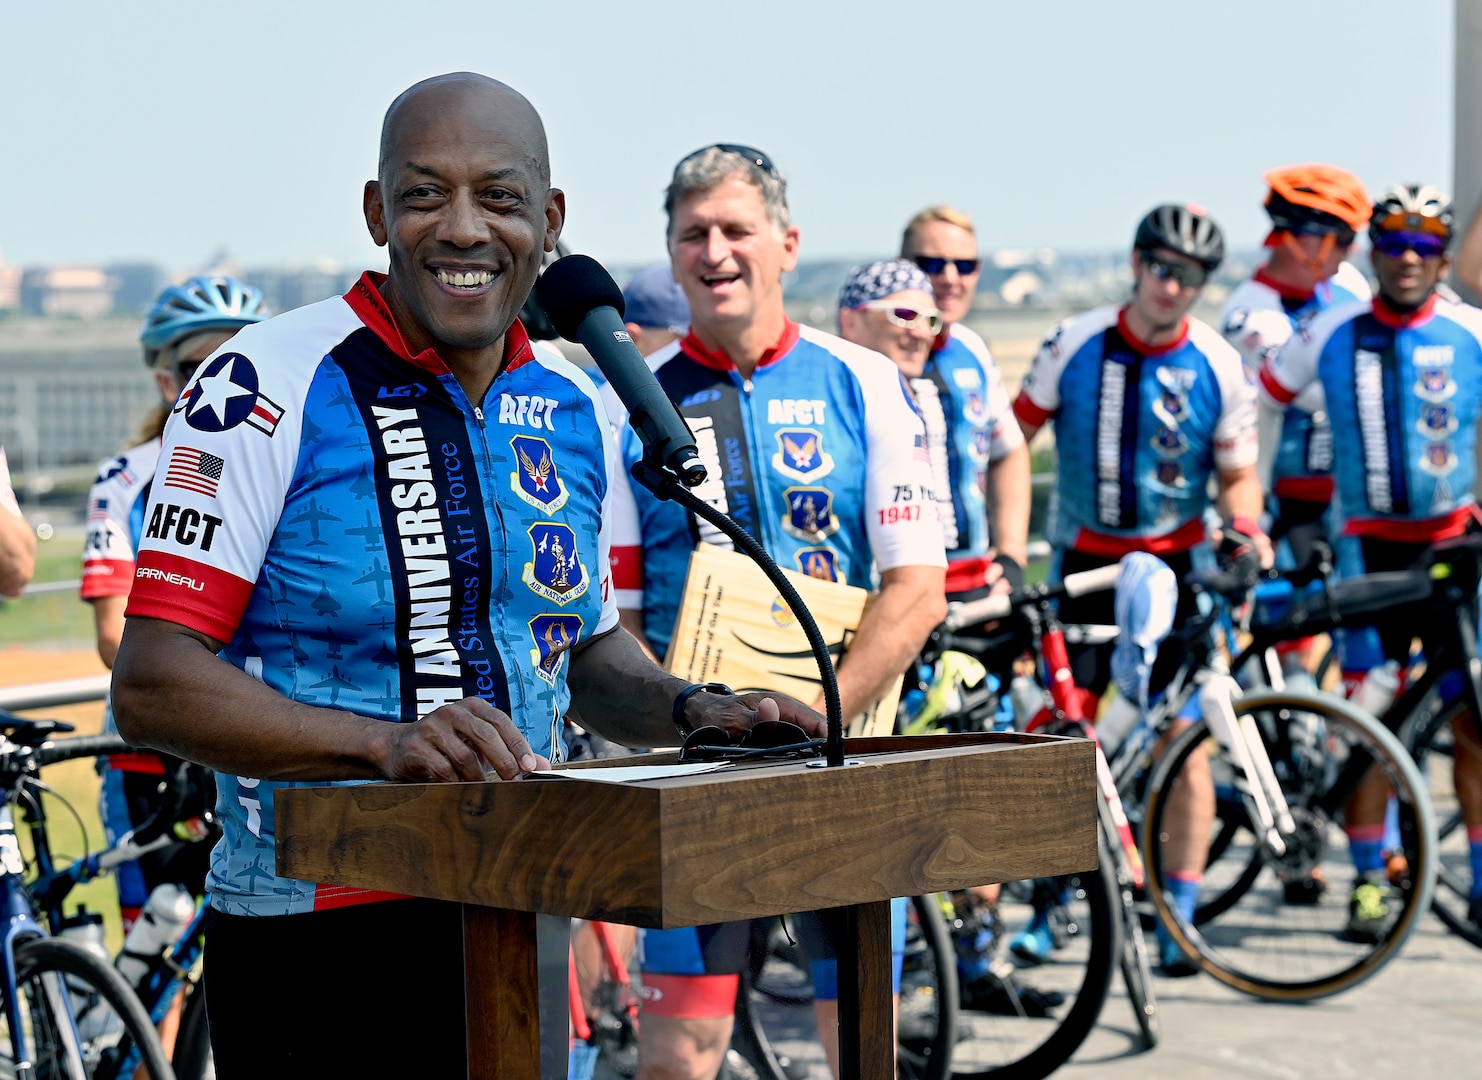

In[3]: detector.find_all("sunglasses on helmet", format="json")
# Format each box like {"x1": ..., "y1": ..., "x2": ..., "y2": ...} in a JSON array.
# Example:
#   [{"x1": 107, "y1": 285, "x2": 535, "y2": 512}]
[
  {"x1": 860, "y1": 302, "x2": 943, "y2": 333},
  {"x1": 1141, "y1": 253, "x2": 1208, "y2": 289},
  {"x1": 674, "y1": 144, "x2": 780, "y2": 181},
  {"x1": 912, "y1": 256, "x2": 981, "y2": 277}
]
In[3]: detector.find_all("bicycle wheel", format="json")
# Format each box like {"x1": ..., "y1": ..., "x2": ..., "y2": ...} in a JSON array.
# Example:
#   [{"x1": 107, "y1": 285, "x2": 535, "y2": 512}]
[
  {"x1": 897, "y1": 896, "x2": 957, "y2": 1080},
  {"x1": 1143, "y1": 688, "x2": 1436, "y2": 1000},
  {"x1": 0, "y1": 936, "x2": 175, "y2": 1080},
  {"x1": 1108, "y1": 846, "x2": 1157, "y2": 1049},
  {"x1": 947, "y1": 851, "x2": 1118, "y2": 1080},
  {"x1": 1404, "y1": 696, "x2": 1482, "y2": 949}
]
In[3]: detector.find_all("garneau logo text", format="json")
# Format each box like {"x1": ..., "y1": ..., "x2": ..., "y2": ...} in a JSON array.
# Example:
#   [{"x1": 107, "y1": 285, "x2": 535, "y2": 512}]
[
  {"x1": 373, "y1": 404, "x2": 465, "y2": 717},
  {"x1": 135, "y1": 567, "x2": 204, "y2": 591}
]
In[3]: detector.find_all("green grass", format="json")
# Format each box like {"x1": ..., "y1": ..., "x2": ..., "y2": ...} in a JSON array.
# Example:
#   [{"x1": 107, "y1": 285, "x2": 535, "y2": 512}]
[{"x1": 0, "y1": 532, "x2": 93, "y2": 648}]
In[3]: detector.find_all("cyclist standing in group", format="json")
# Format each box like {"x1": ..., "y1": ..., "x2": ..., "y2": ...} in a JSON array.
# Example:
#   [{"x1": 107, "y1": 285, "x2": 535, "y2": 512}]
[
  {"x1": 900, "y1": 207, "x2": 1031, "y2": 574},
  {"x1": 608, "y1": 145, "x2": 946, "y2": 1080},
  {"x1": 1259, "y1": 183, "x2": 1482, "y2": 939},
  {"x1": 0, "y1": 442, "x2": 34, "y2": 597},
  {"x1": 1013, "y1": 204, "x2": 1267, "y2": 971},
  {"x1": 1221, "y1": 165, "x2": 1371, "y2": 572},
  {"x1": 80, "y1": 276, "x2": 266, "y2": 1051}
]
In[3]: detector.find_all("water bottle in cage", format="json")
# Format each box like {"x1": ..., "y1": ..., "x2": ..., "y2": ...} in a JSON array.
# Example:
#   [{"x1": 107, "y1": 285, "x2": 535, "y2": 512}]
[
  {"x1": 59, "y1": 910, "x2": 122, "y2": 1041},
  {"x1": 116, "y1": 882, "x2": 195, "y2": 989}
]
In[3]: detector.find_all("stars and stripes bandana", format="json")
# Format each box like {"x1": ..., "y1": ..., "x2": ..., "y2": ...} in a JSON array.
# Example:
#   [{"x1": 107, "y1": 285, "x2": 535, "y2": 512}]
[{"x1": 838, "y1": 258, "x2": 935, "y2": 310}]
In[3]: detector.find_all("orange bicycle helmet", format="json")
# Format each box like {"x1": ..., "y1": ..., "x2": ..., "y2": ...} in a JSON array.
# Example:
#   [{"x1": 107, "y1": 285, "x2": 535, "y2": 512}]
[{"x1": 1263, "y1": 164, "x2": 1371, "y2": 239}]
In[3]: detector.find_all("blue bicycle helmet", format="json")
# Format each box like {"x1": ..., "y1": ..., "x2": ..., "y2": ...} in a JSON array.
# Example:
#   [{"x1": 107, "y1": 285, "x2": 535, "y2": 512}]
[{"x1": 140, "y1": 276, "x2": 269, "y2": 367}]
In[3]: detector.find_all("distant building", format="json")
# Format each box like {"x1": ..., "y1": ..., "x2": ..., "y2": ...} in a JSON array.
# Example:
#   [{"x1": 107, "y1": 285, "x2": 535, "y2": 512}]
[
  {"x1": 105, "y1": 263, "x2": 166, "y2": 315},
  {"x1": 19, "y1": 267, "x2": 116, "y2": 318}
]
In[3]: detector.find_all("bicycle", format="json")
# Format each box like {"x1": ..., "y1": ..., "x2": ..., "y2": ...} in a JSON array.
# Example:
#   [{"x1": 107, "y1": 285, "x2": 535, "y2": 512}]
[
  {"x1": 1133, "y1": 550, "x2": 1439, "y2": 1000},
  {"x1": 0, "y1": 709, "x2": 175, "y2": 1079}
]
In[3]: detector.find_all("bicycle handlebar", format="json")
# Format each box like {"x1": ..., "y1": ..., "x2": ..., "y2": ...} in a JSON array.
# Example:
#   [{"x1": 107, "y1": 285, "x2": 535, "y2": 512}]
[
  {"x1": 944, "y1": 562, "x2": 1122, "y2": 630},
  {"x1": 30, "y1": 734, "x2": 132, "y2": 770}
]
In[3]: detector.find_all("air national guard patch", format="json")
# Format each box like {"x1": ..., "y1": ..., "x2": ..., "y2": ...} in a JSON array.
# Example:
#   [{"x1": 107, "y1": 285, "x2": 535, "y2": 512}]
[
  {"x1": 772, "y1": 429, "x2": 834, "y2": 482},
  {"x1": 783, "y1": 487, "x2": 837, "y2": 541},
  {"x1": 795, "y1": 547, "x2": 839, "y2": 581},
  {"x1": 510, "y1": 435, "x2": 568, "y2": 512},
  {"x1": 528, "y1": 614, "x2": 582, "y2": 685},
  {"x1": 522, "y1": 523, "x2": 588, "y2": 605}
]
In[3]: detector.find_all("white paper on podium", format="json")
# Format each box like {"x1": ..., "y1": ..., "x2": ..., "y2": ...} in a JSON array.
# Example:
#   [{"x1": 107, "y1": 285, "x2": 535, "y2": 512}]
[{"x1": 521, "y1": 762, "x2": 732, "y2": 784}]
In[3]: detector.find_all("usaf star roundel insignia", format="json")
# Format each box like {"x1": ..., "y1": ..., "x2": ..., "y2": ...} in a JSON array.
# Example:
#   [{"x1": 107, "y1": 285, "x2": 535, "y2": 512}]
[{"x1": 183, "y1": 354, "x2": 261, "y2": 433}]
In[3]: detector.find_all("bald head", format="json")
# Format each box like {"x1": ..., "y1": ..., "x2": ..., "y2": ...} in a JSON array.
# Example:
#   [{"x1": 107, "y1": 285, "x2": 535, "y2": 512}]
[{"x1": 378, "y1": 72, "x2": 550, "y2": 188}]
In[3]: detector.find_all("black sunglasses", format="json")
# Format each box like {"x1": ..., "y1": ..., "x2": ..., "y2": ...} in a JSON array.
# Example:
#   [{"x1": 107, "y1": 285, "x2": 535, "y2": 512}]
[
  {"x1": 674, "y1": 144, "x2": 780, "y2": 181},
  {"x1": 677, "y1": 719, "x2": 824, "y2": 764},
  {"x1": 912, "y1": 256, "x2": 981, "y2": 276},
  {"x1": 1141, "y1": 253, "x2": 1208, "y2": 289}
]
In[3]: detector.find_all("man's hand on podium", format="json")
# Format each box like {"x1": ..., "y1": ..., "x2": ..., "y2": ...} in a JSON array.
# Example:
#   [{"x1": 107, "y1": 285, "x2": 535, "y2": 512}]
[
  {"x1": 378, "y1": 696, "x2": 552, "y2": 782},
  {"x1": 684, "y1": 690, "x2": 826, "y2": 743}
]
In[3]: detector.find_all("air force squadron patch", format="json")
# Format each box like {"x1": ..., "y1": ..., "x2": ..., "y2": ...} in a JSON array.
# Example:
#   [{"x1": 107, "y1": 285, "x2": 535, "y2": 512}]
[
  {"x1": 529, "y1": 614, "x2": 583, "y2": 685},
  {"x1": 783, "y1": 487, "x2": 837, "y2": 540},
  {"x1": 795, "y1": 547, "x2": 839, "y2": 581},
  {"x1": 510, "y1": 435, "x2": 568, "y2": 512},
  {"x1": 522, "y1": 523, "x2": 589, "y2": 605},
  {"x1": 772, "y1": 429, "x2": 834, "y2": 482}
]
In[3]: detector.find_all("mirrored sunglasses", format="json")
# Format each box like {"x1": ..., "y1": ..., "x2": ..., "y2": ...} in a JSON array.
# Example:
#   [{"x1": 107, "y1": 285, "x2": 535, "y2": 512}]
[
  {"x1": 677, "y1": 719, "x2": 824, "y2": 764},
  {"x1": 861, "y1": 302, "x2": 943, "y2": 333},
  {"x1": 912, "y1": 256, "x2": 981, "y2": 276},
  {"x1": 1143, "y1": 254, "x2": 1208, "y2": 289},
  {"x1": 1373, "y1": 231, "x2": 1448, "y2": 260}
]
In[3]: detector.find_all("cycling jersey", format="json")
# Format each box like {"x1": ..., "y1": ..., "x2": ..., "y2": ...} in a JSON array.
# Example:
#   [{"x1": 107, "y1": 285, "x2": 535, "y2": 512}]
[
  {"x1": 607, "y1": 321, "x2": 946, "y2": 657},
  {"x1": 126, "y1": 272, "x2": 620, "y2": 916},
  {"x1": 1261, "y1": 292, "x2": 1482, "y2": 540},
  {"x1": 1013, "y1": 306, "x2": 1256, "y2": 555},
  {"x1": 82, "y1": 439, "x2": 160, "y2": 601},
  {"x1": 0, "y1": 446, "x2": 19, "y2": 521},
  {"x1": 1221, "y1": 262, "x2": 1371, "y2": 503},
  {"x1": 915, "y1": 323, "x2": 1023, "y2": 562}
]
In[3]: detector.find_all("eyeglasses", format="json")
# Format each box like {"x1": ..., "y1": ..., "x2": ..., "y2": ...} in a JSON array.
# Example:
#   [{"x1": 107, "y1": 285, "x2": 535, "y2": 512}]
[
  {"x1": 911, "y1": 256, "x2": 981, "y2": 277},
  {"x1": 860, "y1": 302, "x2": 943, "y2": 333},
  {"x1": 674, "y1": 144, "x2": 780, "y2": 181},
  {"x1": 1141, "y1": 253, "x2": 1208, "y2": 289},
  {"x1": 677, "y1": 719, "x2": 824, "y2": 763},
  {"x1": 1373, "y1": 231, "x2": 1448, "y2": 260}
]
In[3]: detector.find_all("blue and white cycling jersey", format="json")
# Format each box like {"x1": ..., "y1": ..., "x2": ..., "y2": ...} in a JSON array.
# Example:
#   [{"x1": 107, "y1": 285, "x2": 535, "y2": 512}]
[
  {"x1": 1014, "y1": 305, "x2": 1256, "y2": 554},
  {"x1": 607, "y1": 322, "x2": 946, "y2": 658},
  {"x1": 913, "y1": 324, "x2": 1023, "y2": 560},
  {"x1": 1262, "y1": 291, "x2": 1482, "y2": 539},
  {"x1": 128, "y1": 273, "x2": 619, "y2": 916},
  {"x1": 1221, "y1": 262, "x2": 1371, "y2": 503}
]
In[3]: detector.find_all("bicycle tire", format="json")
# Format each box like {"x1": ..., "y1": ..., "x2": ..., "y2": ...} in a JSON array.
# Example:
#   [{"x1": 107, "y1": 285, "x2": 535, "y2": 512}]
[
  {"x1": 1403, "y1": 695, "x2": 1482, "y2": 949},
  {"x1": 1109, "y1": 845, "x2": 1157, "y2": 1049},
  {"x1": 0, "y1": 936, "x2": 176, "y2": 1080},
  {"x1": 948, "y1": 850, "x2": 1119, "y2": 1080},
  {"x1": 172, "y1": 984, "x2": 213, "y2": 1080},
  {"x1": 1143, "y1": 688, "x2": 1436, "y2": 1000}
]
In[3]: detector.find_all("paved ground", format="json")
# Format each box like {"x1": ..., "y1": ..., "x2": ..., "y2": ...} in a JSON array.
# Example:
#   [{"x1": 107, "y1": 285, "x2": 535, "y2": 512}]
[{"x1": 736, "y1": 903, "x2": 1481, "y2": 1080}]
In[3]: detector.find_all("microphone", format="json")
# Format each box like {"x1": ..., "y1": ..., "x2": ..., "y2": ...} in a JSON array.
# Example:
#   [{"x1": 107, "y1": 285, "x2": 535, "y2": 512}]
[{"x1": 536, "y1": 255, "x2": 707, "y2": 487}]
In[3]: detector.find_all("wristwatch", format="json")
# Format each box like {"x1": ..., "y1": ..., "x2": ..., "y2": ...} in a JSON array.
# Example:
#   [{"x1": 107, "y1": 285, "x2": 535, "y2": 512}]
[{"x1": 672, "y1": 682, "x2": 733, "y2": 738}]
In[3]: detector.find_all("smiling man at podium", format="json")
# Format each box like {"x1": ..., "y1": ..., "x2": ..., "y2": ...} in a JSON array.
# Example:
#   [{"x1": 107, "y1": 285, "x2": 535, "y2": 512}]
[{"x1": 109, "y1": 74, "x2": 823, "y2": 1079}]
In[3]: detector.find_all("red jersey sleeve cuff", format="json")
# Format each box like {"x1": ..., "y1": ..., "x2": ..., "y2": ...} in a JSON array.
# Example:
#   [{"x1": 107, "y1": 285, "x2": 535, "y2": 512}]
[
  {"x1": 609, "y1": 545, "x2": 644, "y2": 591},
  {"x1": 124, "y1": 551, "x2": 254, "y2": 644},
  {"x1": 80, "y1": 560, "x2": 136, "y2": 600},
  {"x1": 1258, "y1": 364, "x2": 1298, "y2": 406},
  {"x1": 1012, "y1": 394, "x2": 1052, "y2": 428}
]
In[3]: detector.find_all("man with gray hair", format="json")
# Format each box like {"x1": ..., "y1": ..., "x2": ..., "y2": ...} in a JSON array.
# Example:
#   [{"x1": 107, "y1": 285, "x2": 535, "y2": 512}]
[{"x1": 606, "y1": 146, "x2": 947, "y2": 1079}]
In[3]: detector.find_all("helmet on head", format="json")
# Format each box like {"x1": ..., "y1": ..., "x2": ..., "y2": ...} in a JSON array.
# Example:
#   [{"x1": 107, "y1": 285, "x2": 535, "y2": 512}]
[
  {"x1": 140, "y1": 276, "x2": 268, "y2": 368},
  {"x1": 1133, "y1": 204, "x2": 1224, "y2": 271},
  {"x1": 1263, "y1": 164, "x2": 1370, "y2": 240},
  {"x1": 1369, "y1": 183, "x2": 1454, "y2": 242}
]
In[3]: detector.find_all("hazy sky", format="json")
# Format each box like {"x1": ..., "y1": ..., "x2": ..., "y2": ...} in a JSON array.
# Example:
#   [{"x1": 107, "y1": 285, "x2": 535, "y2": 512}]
[{"x1": 1, "y1": 0, "x2": 1453, "y2": 271}]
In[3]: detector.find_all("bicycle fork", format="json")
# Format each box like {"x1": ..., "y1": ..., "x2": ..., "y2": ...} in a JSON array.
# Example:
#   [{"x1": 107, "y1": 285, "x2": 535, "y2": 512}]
[{"x1": 1198, "y1": 674, "x2": 1297, "y2": 857}]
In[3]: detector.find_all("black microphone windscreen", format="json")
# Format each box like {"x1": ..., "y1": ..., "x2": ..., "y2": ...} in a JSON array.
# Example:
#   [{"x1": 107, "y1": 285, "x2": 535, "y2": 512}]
[{"x1": 535, "y1": 254, "x2": 627, "y2": 341}]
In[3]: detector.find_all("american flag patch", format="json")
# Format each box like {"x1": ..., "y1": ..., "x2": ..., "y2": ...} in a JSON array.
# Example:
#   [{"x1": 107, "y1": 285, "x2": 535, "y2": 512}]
[
  {"x1": 913, "y1": 434, "x2": 930, "y2": 463},
  {"x1": 86, "y1": 497, "x2": 109, "y2": 522},
  {"x1": 165, "y1": 447, "x2": 225, "y2": 498}
]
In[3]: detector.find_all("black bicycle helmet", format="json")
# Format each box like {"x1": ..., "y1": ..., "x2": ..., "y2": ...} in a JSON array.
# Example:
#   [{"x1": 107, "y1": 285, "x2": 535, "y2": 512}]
[{"x1": 1133, "y1": 204, "x2": 1225, "y2": 271}]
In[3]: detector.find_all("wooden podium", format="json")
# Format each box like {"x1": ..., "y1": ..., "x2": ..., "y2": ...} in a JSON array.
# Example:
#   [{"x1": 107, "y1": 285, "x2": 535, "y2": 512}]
[{"x1": 276, "y1": 732, "x2": 1096, "y2": 1079}]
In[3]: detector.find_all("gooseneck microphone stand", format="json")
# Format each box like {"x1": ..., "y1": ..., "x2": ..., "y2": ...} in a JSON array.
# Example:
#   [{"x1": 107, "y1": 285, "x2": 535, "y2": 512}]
[{"x1": 629, "y1": 459, "x2": 848, "y2": 768}]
